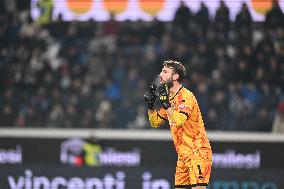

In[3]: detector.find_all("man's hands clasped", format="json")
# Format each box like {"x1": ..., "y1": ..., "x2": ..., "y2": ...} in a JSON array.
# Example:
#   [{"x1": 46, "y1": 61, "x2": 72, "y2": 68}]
[
  {"x1": 157, "y1": 85, "x2": 171, "y2": 110},
  {"x1": 144, "y1": 84, "x2": 171, "y2": 110},
  {"x1": 144, "y1": 84, "x2": 157, "y2": 110}
]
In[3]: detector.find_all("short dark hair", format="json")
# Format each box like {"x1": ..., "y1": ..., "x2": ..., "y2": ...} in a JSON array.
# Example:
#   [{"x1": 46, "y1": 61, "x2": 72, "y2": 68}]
[{"x1": 163, "y1": 60, "x2": 186, "y2": 82}]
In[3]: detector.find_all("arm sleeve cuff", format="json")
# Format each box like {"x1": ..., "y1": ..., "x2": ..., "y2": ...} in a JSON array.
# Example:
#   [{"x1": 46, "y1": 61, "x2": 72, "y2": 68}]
[
  {"x1": 148, "y1": 110, "x2": 165, "y2": 128},
  {"x1": 168, "y1": 111, "x2": 187, "y2": 127}
]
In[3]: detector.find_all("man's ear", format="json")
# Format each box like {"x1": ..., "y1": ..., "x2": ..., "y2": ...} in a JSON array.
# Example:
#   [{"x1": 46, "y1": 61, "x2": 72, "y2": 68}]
[{"x1": 173, "y1": 73, "x2": 179, "y2": 81}]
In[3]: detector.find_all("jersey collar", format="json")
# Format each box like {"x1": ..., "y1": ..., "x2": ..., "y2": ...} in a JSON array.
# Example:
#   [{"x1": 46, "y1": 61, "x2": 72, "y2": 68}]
[{"x1": 169, "y1": 86, "x2": 183, "y2": 101}]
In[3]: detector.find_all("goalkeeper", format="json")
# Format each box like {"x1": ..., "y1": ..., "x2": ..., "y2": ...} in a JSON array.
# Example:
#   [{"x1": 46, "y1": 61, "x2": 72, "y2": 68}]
[{"x1": 144, "y1": 60, "x2": 212, "y2": 189}]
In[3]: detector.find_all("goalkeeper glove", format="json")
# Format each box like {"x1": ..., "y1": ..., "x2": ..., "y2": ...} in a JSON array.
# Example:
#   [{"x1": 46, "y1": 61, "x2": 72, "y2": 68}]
[
  {"x1": 157, "y1": 85, "x2": 171, "y2": 110},
  {"x1": 144, "y1": 84, "x2": 157, "y2": 110}
]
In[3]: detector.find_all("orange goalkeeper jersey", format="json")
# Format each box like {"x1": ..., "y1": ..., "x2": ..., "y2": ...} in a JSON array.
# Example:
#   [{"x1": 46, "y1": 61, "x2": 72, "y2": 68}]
[{"x1": 148, "y1": 87, "x2": 211, "y2": 157}]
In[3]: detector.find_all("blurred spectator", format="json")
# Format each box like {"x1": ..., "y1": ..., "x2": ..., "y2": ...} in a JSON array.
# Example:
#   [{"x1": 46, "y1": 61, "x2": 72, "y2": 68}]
[
  {"x1": 206, "y1": 108, "x2": 218, "y2": 130},
  {"x1": 16, "y1": 0, "x2": 30, "y2": 11},
  {"x1": 4, "y1": 0, "x2": 17, "y2": 15},
  {"x1": 95, "y1": 100, "x2": 114, "y2": 128},
  {"x1": 173, "y1": 1, "x2": 192, "y2": 33},
  {"x1": 116, "y1": 98, "x2": 135, "y2": 128},
  {"x1": 105, "y1": 79, "x2": 121, "y2": 102},
  {"x1": 36, "y1": 0, "x2": 53, "y2": 25},
  {"x1": 272, "y1": 101, "x2": 284, "y2": 133},
  {"x1": 235, "y1": 2, "x2": 252, "y2": 41},
  {"x1": 46, "y1": 103, "x2": 65, "y2": 127},
  {"x1": 235, "y1": 2, "x2": 251, "y2": 28},
  {"x1": 251, "y1": 108, "x2": 272, "y2": 132},
  {"x1": 0, "y1": 105, "x2": 14, "y2": 126},
  {"x1": 265, "y1": 0, "x2": 284, "y2": 30},
  {"x1": 195, "y1": 2, "x2": 210, "y2": 32},
  {"x1": 127, "y1": 104, "x2": 147, "y2": 129},
  {"x1": 241, "y1": 82, "x2": 261, "y2": 106},
  {"x1": 0, "y1": 1, "x2": 6, "y2": 16},
  {"x1": 215, "y1": 0, "x2": 230, "y2": 34},
  {"x1": 103, "y1": 13, "x2": 120, "y2": 37}
]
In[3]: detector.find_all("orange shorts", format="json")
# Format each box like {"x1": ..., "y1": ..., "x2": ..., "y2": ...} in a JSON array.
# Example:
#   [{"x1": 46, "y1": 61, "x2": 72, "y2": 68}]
[{"x1": 175, "y1": 148, "x2": 212, "y2": 188}]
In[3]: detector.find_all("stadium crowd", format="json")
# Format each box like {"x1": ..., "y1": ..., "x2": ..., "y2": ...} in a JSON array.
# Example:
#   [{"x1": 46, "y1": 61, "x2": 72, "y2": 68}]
[{"x1": 0, "y1": 0, "x2": 284, "y2": 131}]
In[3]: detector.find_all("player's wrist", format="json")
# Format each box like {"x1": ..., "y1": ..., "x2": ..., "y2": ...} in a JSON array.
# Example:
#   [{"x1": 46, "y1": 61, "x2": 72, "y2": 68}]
[
  {"x1": 162, "y1": 101, "x2": 171, "y2": 110},
  {"x1": 147, "y1": 103, "x2": 155, "y2": 110}
]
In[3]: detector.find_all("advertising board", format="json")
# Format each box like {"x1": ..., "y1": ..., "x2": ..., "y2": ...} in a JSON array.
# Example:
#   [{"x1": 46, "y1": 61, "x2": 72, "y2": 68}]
[
  {"x1": 0, "y1": 166, "x2": 283, "y2": 189},
  {"x1": 0, "y1": 145, "x2": 22, "y2": 164},
  {"x1": 1, "y1": 134, "x2": 284, "y2": 188},
  {"x1": 0, "y1": 137, "x2": 283, "y2": 170},
  {"x1": 30, "y1": 0, "x2": 284, "y2": 22}
]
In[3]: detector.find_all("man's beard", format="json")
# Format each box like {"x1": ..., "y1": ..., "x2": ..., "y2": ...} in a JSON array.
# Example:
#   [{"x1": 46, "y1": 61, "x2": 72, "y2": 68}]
[{"x1": 164, "y1": 77, "x2": 174, "y2": 88}]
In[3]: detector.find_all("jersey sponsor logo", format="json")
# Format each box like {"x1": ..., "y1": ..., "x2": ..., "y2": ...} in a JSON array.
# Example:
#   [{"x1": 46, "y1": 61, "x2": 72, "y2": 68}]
[{"x1": 178, "y1": 104, "x2": 188, "y2": 111}]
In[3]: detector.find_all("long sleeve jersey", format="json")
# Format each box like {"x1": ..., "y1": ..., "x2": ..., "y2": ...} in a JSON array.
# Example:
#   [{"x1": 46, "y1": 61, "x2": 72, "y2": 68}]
[{"x1": 148, "y1": 87, "x2": 211, "y2": 157}]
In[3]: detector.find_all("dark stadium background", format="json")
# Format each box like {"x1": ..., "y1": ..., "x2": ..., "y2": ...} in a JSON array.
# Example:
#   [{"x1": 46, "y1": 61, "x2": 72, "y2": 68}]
[{"x1": 0, "y1": 0, "x2": 284, "y2": 188}]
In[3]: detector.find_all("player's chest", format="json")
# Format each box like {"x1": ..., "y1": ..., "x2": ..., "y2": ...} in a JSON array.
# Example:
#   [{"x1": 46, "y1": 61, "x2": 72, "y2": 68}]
[{"x1": 170, "y1": 97, "x2": 186, "y2": 111}]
